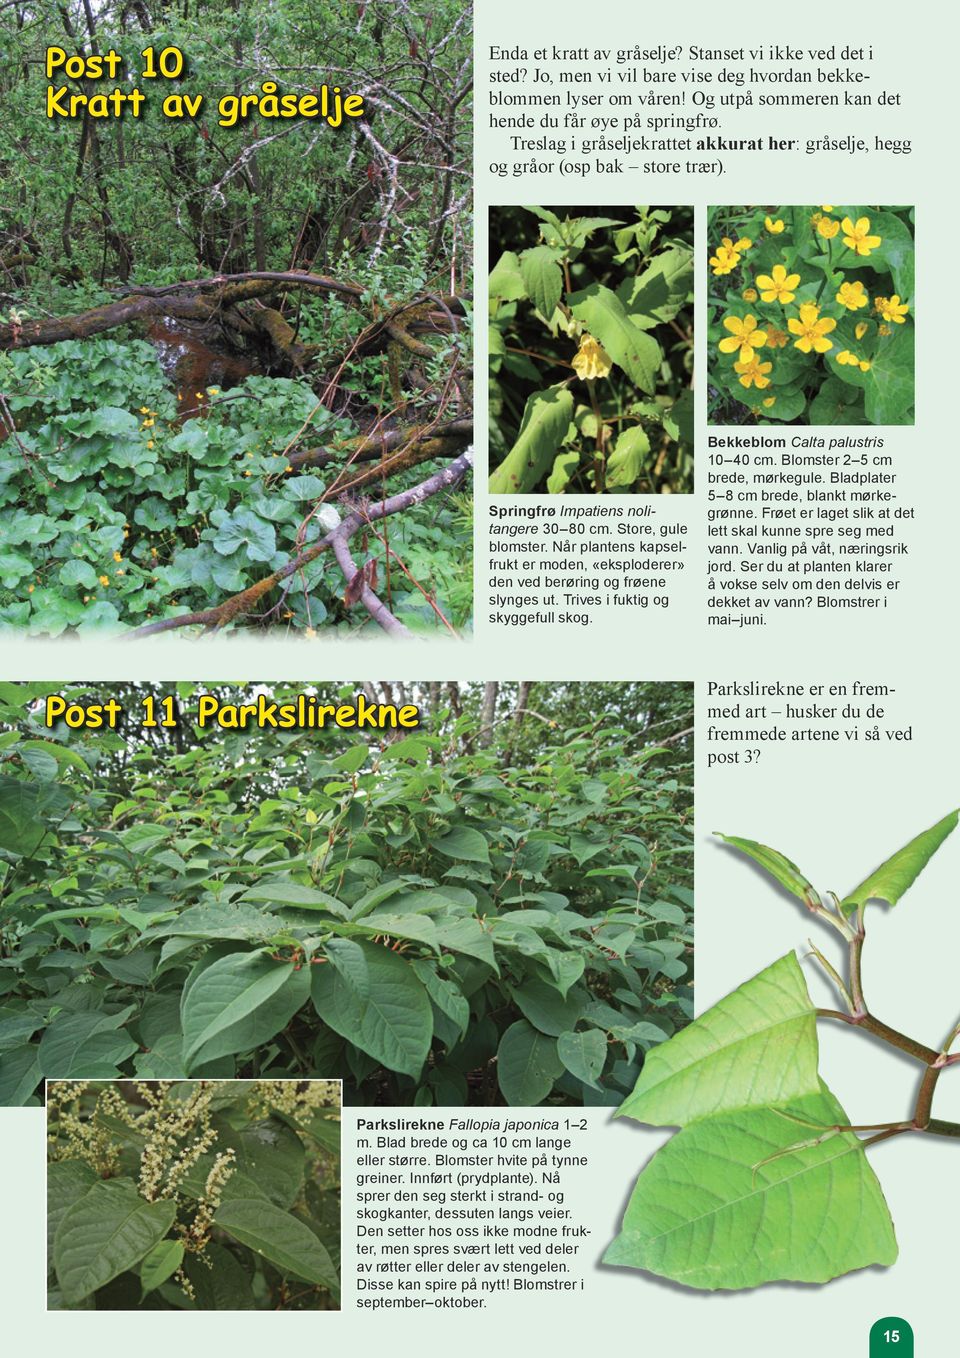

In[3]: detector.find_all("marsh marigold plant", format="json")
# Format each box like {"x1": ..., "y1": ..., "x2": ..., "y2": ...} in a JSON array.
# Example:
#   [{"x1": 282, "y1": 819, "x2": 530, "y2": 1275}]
[{"x1": 708, "y1": 204, "x2": 914, "y2": 425}]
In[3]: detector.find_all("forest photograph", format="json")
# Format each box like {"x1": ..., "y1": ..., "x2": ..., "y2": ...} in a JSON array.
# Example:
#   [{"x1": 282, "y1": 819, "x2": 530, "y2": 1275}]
[
  {"x1": 0, "y1": 680, "x2": 693, "y2": 1107},
  {"x1": 0, "y1": 1, "x2": 473, "y2": 639}
]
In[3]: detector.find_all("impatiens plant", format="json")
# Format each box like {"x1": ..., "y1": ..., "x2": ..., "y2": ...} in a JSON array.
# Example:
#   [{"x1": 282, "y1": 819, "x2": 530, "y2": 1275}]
[
  {"x1": 489, "y1": 206, "x2": 693, "y2": 493},
  {"x1": 707, "y1": 205, "x2": 914, "y2": 425},
  {"x1": 605, "y1": 809, "x2": 958, "y2": 1290},
  {"x1": 47, "y1": 1079, "x2": 340, "y2": 1310}
]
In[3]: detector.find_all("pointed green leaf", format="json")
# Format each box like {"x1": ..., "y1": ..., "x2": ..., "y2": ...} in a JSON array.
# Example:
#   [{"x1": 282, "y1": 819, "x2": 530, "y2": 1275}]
[
  {"x1": 557, "y1": 1028, "x2": 607, "y2": 1089},
  {"x1": 568, "y1": 285, "x2": 661, "y2": 392},
  {"x1": 604, "y1": 1083, "x2": 897, "y2": 1289},
  {"x1": 47, "y1": 1160, "x2": 98, "y2": 1262},
  {"x1": 715, "y1": 832, "x2": 816, "y2": 904},
  {"x1": 181, "y1": 952, "x2": 309, "y2": 1069},
  {"x1": 842, "y1": 810, "x2": 958, "y2": 913},
  {"x1": 496, "y1": 1019, "x2": 563, "y2": 1105},
  {"x1": 489, "y1": 385, "x2": 573, "y2": 494},
  {"x1": 434, "y1": 827, "x2": 490, "y2": 864},
  {"x1": 54, "y1": 1179, "x2": 177, "y2": 1304},
  {"x1": 510, "y1": 977, "x2": 583, "y2": 1037},
  {"x1": 214, "y1": 1199, "x2": 338, "y2": 1290},
  {"x1": 518, "y1": 245, "x2": 563, "y2": 318},
  {"x1": 311, "y1": 939, "x2": 432, "y2": 1078},
  {"x1": 605, "y1": 426, "x2": 651, "y2": 488},
  {"x1": 140, "y1": 1238, "x2": 184, "y2": 1294},
  {"x1": 489, "y1": 250, "x2": 527, "y2": 302},
  {"x1": 617, "y1": 954, "x2": 818, "y2": 1126}
]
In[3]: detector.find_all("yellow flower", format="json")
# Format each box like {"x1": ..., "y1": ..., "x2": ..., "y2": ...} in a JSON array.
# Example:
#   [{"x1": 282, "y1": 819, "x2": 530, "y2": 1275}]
[
  {"x1": 859, "y1": 360, "x2": 871, "y2": 372},
  {"x1": 765, "y1": 325, "x2": 789, "y2": 349},
  {"x1": 147, "y1": 440, "x2": 155, "y2": 449},
  {"x1": 208, "y1": 387, "x2": 220, "y2": 395},
  {"x1": 734, "y1": 356, "x2": 773, "y2": 389},
  {"x1": 855, "y1": 321, "x2": 869, "y2": 340},
  {"x1": 878, "y1": 322, "x2": 892, "y2": 337},
  {"x1": 709, "y1": 246, "x2": 738, "y2": 276},
  {"x1": 817, "y1": 217, "x2": 840, "y2": 239},
  {"x1": 195, "y1": 392, "x2": 204, "y2": 399},
  {"x1": 742, "y1": 287, "x2": 758, "y2": 302},
  {"x1": 305, "y1": 628, "x2": 318, "y2": 640},
  {"x1": 27, "y1": 584, "x2": 34, "y2": 593},
  {"x1": 718, "y1": 313, "x2": 768, "y2": 363},
  {"x1": 709, "y1": 237, "x2": 751, "y2": 275},
  {"x1": 821, "y1": 205, "x2": 835, "y2": 212},
  {"x1": 836, "y1": 280, "x2": 868, "y2": 311},
  {"x1": 765, "y1": 216, "x2": 785, "y2": 233},
  {"x1": 836, "y1": 350, "x2": 855, "y2": 365},
  {"x1": 571, "y1": 333, "x2": 613, "y2": 381},
  {"x1": 762, "y1": 396, "x2": 777, "y2": 408},
  {"x1": 755, "y1": 263, "x2": 800, "y2": 305},
  {"x1": 112, "y1": 552, "x2": 122, "y2": 562},
  {"x1": 141, "y1": 418, "x2": 154, "y2": 428},
  {"x1": 876, "y1": 294, "x2": 909, "y2": 324},
  {"x1": 139, "y1": 406, "x2": 149, "y2": 414},
  {"x1": 98, "y1": 574, "x2": 110, "y2": 587},
  {"x1": 841, "y1": 216, "x2": 882, "y2": 256},
  {"x1": 788, "y1": 302, "x2": 836, "y2": 354}
]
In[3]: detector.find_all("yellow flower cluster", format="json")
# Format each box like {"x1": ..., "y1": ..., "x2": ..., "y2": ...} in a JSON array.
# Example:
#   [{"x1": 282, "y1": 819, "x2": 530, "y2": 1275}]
[
  {"x1": 709, "y1": 235, "x2": 752, "y2": 276},
  {"x1": 874, "y1": 294, "x2": 909, "y2": 324}
]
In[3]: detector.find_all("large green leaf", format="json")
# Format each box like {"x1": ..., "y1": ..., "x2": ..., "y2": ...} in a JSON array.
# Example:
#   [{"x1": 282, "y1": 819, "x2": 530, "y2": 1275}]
[
  {"x1": 214, "y1": 1199, "x2": 338, "y2": 1289},
  {"x1": 605, "y1": 426, "x2": 650, "y2": 488},
  {"x1": 496, "y1": 1019, "x2": 563, "y2": 1104},
  {"x1": 510, "y1": 977, "x2": 584, "y2": 1036},
  {"x1": 568, "y1": 285, "x2": 661, "y2": 392},
  {"x1": 149, "y1": 901, "x2": 288, "y2": 942},
  {"x1": 488, "y1": 250, "x2": 527, "y2": 303},
  {"x1": 0, "y1": 1044, "x2": 41, "y2": 1105},
  {"x1": 180, "y1": 951, "x2": 309, "y2": 1070},
  {"x1": 0, "y1": 775, "x2": 72, "y2": 855},
  {"x1": 617, "y1": 954, "x2": 818, "y2": 1126},
  {"x1": 47, "y1": 1159, "x2": 98, "y2": 1263},
  {"x1": 434, "y1": 827, "x2": 490, "y2": 864},
  {"x1": 184, "y1": 1243, "x2": 256, "y2": 1309},
  {"x1": 842, "y1": 810, "x2": 959, "y2": 913},
  {"x1": 139, "y1": 1238, "x2": 184, "y2": 1295},
  {"x1": 489, "y1": 385, "x2": 574, "y2": 494},
  {"x1": 604, "y1": 1083, "x2": 897, "y2": 1289},
  {"x1": 715, "y1": 832, "x2": 816, "y2": 904},
  {"x1": 54, "y1": 1178, "x2": 177, "y2": 1304},
  {"x1": 518, "y1": 244, "x2": 563, "y2": 318},
  {"x1": 311, "y1": 939, "x2": 432, "y2": 1078},
  {"x1": 557, "y1": 1028, "x2": 607, "y2": 1089},
  {"x1": 618, "y1": 245, "x2": 693, "y2": 325},
  {"x1": 38, "y1": 1010, "x2": 138, "y2": 1079}
]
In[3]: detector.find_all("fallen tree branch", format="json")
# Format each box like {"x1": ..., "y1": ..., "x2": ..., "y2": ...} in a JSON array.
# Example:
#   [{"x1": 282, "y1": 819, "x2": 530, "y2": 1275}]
[
  {"x1": 0, "y1": 269, "x2": 468, "y2": 353},
  {"x1": 289, "y1": 415, "x2": 473, "y2": 470},
  {"x1": 127, "y1": 447, "x2": 473, "y2": 639}
]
